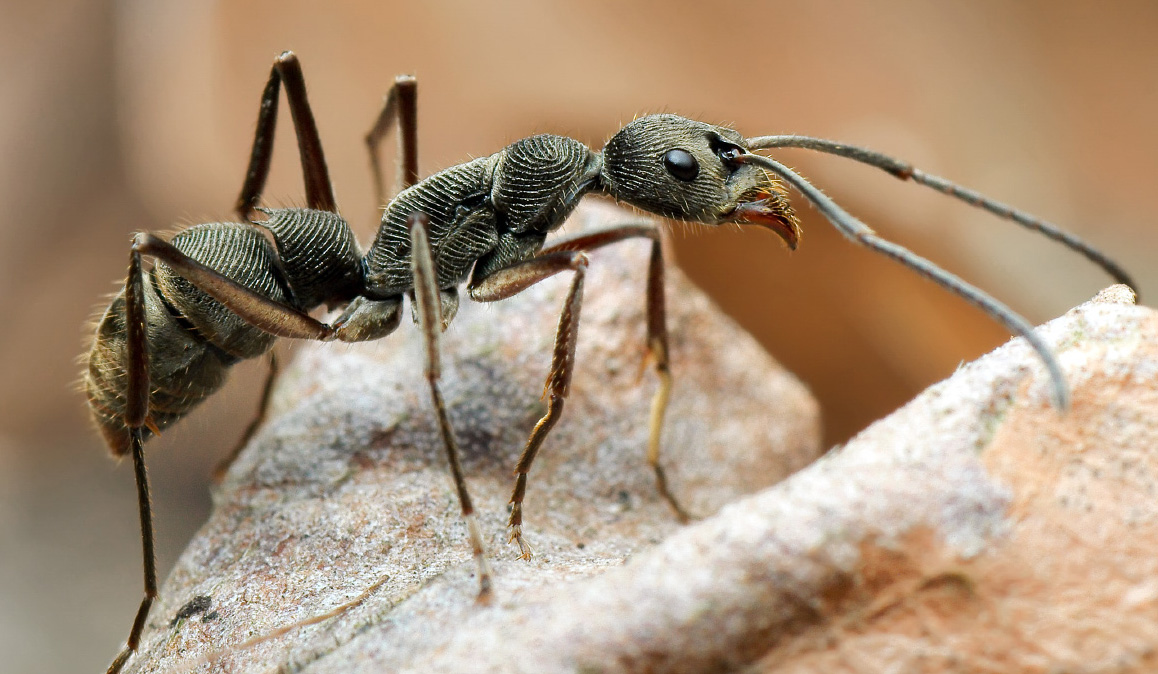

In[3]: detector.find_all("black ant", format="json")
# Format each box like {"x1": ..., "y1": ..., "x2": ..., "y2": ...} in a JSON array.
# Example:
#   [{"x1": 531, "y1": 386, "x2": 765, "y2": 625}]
[{"x1": 85, "y1": 51, "x2": 1133, "y2": 674}]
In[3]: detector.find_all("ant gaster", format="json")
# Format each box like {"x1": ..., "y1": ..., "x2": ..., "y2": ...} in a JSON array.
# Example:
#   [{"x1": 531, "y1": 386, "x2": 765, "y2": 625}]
[{"x1": 86, "y1": 52, "x2": 1134, "y2": 674}]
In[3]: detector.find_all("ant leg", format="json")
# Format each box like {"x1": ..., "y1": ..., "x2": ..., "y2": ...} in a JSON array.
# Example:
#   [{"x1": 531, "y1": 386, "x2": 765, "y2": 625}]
[
  {"x1": 106, "y1": 242, "x2": 157, "y2": 674},
  {"x1": 409, "y1": 213, "x2": 494, "y2": 599},
  {"x1": 235, "y1": 51, "x2": 337, "y2": 220},
  {"x1": 641, "y1": 241, "x2": 686, "y2": 519},
  {"x1": 131, "y1": 233, "x2": 335, "y2": 341},
  {"x1": 469, "y1": 249, "x2": 593, "y2": 559},
  {"x1": 225, "y1": 50, "x2": 339, "y2": 471},
  {"x1": 746, "y1": 134, "x2": 1136, "y2": 292},
  {"x1": 108, "y1": 222, "x2": 345, "y2": 672},
  {"x1": 212, "y1": 350, "x2": 279, "y2": 482},
  {"x1": 539, "y1": 224, "x2": 690, "y2": 523},
  {"x1": 137, "y1": 230, "x2": 406, "y2": 481},
  {"x1": 107, "y1": 228, "x2": 393, "y2": 667},
  {"x1": 331, "y1": 295, "x2": 405, "y2": 343},
  {"x1": 365, "y1": 74, "x2": 418, "y2": 207}
]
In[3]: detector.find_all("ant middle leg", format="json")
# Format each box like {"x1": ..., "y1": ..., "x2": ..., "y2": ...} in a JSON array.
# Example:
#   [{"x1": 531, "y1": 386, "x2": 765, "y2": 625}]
[
  {"x1": 235, "y1": 50, "x2": 337, "y2": 220},
  {"x1": 409, "y1": 213, "x2": 494, "y2": 599}
]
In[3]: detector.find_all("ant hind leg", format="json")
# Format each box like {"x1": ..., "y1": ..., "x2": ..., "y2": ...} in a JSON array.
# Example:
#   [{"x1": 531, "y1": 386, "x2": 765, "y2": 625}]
[
  {"x1": 365, "y1": 74, "x2": 419, "y2": 209},
  {"x1": 105, "y1": 240, "x2": 158, "y2": 674},
  {"x1": 235, "y1": 51, "x2": 337, "y2": 220}
]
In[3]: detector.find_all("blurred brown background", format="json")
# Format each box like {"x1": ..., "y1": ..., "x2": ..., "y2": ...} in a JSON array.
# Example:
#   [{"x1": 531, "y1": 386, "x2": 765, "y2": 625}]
[{"x1": 0, "y1": 1, "x2": 1154, "y2": 672}]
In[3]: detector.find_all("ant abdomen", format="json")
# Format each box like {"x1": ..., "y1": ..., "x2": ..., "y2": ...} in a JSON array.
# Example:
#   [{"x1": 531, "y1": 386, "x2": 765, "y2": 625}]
[
  {"x1": 86, "y1": 211, "x2": 360, "y2": 456},
  {"x1": 86, "y1": 278, "x2": 233, "y2": 456}
]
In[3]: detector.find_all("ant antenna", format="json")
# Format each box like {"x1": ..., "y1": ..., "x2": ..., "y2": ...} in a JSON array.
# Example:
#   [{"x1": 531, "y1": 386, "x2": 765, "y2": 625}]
[
  {"x1": 735, "y1": 152, "x2": 1070, "y2": 411},
  {"x1": 747, "y1": 135, "x2": 1136, "y2": 293}
]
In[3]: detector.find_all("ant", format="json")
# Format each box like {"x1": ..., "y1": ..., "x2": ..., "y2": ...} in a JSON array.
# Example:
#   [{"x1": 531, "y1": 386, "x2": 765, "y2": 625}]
[{"x1": 86, "y1": 51, "x2": 1134, "y2": 674}]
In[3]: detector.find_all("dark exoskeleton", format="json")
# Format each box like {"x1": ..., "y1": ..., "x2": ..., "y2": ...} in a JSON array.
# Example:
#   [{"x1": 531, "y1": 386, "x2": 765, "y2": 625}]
[{"x1": 89, "y1": 52, "x2": 1135, "y2": 674}]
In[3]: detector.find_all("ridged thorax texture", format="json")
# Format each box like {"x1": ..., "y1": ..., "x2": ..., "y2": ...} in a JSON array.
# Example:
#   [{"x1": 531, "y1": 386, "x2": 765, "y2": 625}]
[
  {"x1": 364, "y1": 157, "x2": 495, "y2": 296},
  {"x1": 86, "y1": 133, "x2": 605, "y2": 456},
  {"x1": 257, "y1": 208, "x2": 363, "y2": 309},
  {"x1": 364, "y1": 136, "x2": 599, "y2": 297},
  {"x1": 490, "y1": 134, "x2": 601, "y2": 234}
]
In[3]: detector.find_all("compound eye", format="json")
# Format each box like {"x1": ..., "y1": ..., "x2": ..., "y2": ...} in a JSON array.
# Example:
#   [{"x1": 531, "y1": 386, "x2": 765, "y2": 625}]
[{"x1": 662, "y1": 149, "x2": 699, "y2": 182}]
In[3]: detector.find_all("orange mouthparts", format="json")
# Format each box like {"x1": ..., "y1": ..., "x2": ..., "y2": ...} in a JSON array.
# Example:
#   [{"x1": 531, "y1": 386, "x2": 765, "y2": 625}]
[{"x1": 728, "y1": 189, "x2": 801, "y2": 250}]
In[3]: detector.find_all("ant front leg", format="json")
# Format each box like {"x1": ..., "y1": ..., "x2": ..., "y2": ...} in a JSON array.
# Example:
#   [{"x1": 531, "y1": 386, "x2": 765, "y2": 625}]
[
  {"x1": 471, "y1": 249, "x2": 588, "y2": 560},
  {"x1": 408, "y1": 213, "x2": 494, "y2": 599},
  {"x1": 537, "y1": 223, "x2": 688, "y2": 522},
  {"x1": 470, "y1": 223, "x2": 686, "y2": 562}
]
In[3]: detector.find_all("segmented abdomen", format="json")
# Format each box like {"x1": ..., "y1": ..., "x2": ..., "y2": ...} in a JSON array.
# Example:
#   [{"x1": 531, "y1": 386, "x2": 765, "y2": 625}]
[{"x1": 85, "y1": 223, "x2": 289, "y2": 456}]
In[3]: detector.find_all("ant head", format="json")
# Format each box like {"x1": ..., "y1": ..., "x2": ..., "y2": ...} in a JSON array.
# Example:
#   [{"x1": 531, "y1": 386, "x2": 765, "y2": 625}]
[{"x1": 600, "y1": 114, "x2": 800, "y2": 249}]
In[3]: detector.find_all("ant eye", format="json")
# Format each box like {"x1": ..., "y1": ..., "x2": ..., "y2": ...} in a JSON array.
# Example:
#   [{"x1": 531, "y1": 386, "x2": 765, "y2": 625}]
[{"x1": 662, "y1": 149, "x2": 699, "y2": 182}]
